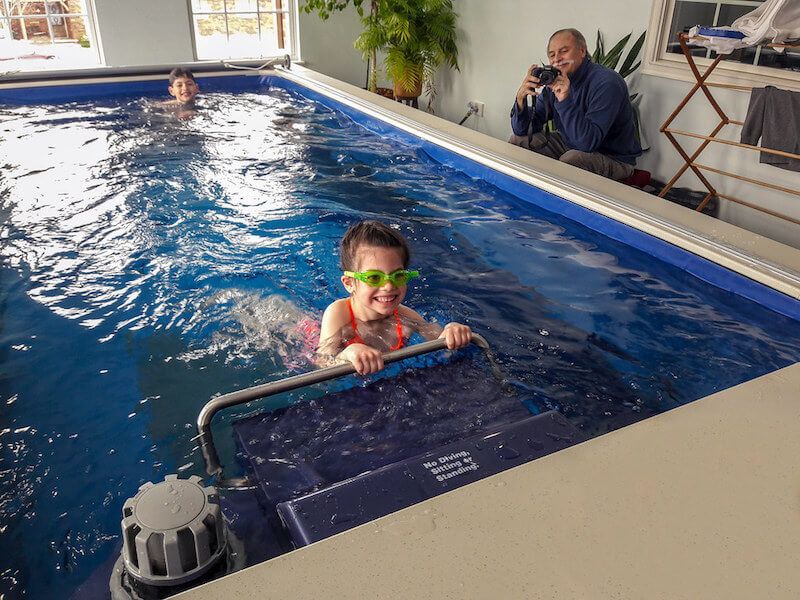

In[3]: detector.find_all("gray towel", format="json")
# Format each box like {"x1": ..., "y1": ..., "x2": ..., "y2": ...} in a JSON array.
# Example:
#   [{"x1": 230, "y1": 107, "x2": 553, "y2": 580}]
[{"x1": 740, "y1": 85, "x2": 800, "y2": 172}]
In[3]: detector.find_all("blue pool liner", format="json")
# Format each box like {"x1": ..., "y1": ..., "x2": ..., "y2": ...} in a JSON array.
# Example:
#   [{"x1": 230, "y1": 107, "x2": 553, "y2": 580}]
[{"x1": 1, "y1": 73, "x2": 797, "y2": 320}]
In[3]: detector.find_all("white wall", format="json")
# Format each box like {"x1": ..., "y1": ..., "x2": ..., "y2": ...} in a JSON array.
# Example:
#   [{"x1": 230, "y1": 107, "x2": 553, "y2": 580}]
[
  {"x1": 93, "y1": 0, "x2": 195, "y2": 67},
  {"x1": 297, "y1": 7, "x2": 366, "y2": 87}
]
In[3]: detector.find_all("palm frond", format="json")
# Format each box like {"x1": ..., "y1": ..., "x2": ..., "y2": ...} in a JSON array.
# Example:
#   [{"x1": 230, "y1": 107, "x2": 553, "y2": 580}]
[
  {"x1": 591, "y1": 31, "x2": 603, "y2": 63},
  {"x1": 600, "y1": 33, "x2": 632, "y2": 70},
  {"x1": 619, "y1": 31, "x2": 646, "y2": 78}
]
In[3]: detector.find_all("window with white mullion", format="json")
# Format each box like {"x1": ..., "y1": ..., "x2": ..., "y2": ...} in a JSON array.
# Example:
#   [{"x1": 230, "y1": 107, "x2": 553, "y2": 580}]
[
  {"x1": 190, "y1": 0, "x2": 293, "y2": 59},
  {"x1": 0, "y1": 2, "x2": 7, "y2": 39},
  {"x1": 665, "y1": 0, "x2": 765, "y2": 63},
  {"x1": 644, "y1": 0, "x2": 800, "y2": 90},
  {"x1": 0, "y1": 0, "x2": 101, "y2": 71}
]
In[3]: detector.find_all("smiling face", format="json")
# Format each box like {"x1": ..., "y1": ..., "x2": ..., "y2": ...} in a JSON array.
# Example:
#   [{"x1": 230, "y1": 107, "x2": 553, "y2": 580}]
[
  {"x1": 168, "y1": 76, "x2": 199, "y2": 105},
  {"x1": 342, "y1": 245, "x2": 407, "y2": 321},
  {"x1": 547, "y1": 31, "x2": 586, "y2": 77}
]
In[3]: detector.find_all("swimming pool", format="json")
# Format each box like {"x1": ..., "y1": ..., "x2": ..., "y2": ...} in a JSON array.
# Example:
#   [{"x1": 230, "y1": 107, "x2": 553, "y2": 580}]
[{"x1": 1, "y1": 71, "x2": 799, "y2": 599}]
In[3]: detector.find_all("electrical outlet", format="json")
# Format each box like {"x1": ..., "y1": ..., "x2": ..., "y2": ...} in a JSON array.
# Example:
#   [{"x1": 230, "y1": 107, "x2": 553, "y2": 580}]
[{"x1": 468, "y1": 100, "x2": 485, "y2": 117}]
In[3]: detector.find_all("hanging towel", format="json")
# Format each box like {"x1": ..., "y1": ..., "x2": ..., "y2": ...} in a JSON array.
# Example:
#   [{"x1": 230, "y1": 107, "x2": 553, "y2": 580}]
[
  {"x1": 740, "y1": 85, "x2": 800, "y2": 172},
  {"x1": 732, "y1": 0, "x2": 800, "y2": 47}
]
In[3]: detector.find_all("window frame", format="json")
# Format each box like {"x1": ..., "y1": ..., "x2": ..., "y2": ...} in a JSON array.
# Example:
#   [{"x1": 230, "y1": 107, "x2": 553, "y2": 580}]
[
  {"x1": 642, "y1": 0, "x2": 800, "y2": 92},
  {"x1": 187, "y1": 0, "x2": 298, "y2": 62},
  {"x1": 0, "y1": 0, "x2": 102, "y2": 67}
]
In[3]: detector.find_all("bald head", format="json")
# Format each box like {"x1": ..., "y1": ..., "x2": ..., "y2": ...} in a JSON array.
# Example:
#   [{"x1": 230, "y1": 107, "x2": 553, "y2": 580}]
[{"x1": 548, "y1": 28, "x2": 588, "y2": 52}]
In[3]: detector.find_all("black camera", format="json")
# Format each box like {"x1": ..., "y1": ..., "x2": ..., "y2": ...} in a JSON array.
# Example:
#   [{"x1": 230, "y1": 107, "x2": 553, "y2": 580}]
[{"x1": 531, "y1": 65, "x2": 561, "y2": 86}]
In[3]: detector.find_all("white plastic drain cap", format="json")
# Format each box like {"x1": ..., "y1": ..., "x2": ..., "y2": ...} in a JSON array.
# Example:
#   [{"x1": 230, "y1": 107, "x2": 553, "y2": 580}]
[{"x1": 121, "y1": 474, "x2": 227, "y2": 587}]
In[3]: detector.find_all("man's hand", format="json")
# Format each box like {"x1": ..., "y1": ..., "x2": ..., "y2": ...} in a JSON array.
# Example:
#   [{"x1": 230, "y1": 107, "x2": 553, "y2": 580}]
[
  {"x1": 549, "y1": 71, "x2": 571, "y2": 102},
  {"x1": 339, "y1": 343, "x2": 384, "y2": 375},
  {"x1": 516, "y1": 64, "x2": 542, "y2": 110}
]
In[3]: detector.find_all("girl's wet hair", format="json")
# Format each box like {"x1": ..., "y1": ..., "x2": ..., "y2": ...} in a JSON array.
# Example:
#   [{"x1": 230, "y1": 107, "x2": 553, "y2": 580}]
[{"x1": 340, "y1": 220, "x2": 410, "y2": 270}]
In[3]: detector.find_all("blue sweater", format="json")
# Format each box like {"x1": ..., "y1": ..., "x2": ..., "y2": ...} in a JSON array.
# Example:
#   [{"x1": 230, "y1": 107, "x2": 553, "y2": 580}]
[{"x1": 510, "y1": 59, "x2": 642, "y2": 165}]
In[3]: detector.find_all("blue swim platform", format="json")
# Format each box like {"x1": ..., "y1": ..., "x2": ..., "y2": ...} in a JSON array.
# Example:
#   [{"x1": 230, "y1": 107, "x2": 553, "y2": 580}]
[
  {"x1": 230, "y1": 358, "x2": 534, "y2": 496},
  {"x1": 230, "y1": 356, "x2": 585, "y2": 547},
  {"x1": 276, "y1": 410, "x2": 585, "y2": 546}
]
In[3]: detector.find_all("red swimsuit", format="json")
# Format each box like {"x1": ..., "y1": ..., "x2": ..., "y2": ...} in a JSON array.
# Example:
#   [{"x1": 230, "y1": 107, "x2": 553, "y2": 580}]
[{"x1": 344, "y1": 297, "x2": 405, "y2": 351}]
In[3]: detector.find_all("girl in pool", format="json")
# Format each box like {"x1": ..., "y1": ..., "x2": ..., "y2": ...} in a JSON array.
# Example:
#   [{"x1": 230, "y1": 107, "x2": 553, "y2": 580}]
[{"x1": 318, "y1": 220, "x2": 472, "y2": 375}]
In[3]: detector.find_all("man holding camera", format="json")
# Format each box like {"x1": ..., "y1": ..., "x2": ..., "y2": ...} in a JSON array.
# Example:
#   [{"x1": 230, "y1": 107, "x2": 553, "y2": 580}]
[{"x1": 509, "y1": 28, "x2": 641, "y2": 181}]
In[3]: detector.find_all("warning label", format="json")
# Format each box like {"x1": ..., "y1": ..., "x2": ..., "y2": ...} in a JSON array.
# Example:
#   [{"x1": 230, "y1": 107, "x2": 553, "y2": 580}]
[{"x1": 421, "y1": 450, "x2": 479, "y2": 482}]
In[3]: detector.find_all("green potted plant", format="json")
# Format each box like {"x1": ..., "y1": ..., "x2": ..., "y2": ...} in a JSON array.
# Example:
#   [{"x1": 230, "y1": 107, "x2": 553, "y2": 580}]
[
  {"x1": 301, "y1": 0, "x2": 459, "y2": 105},
  {"x1": 355, "y1": 0, "x2": 459, "y2": 101}
]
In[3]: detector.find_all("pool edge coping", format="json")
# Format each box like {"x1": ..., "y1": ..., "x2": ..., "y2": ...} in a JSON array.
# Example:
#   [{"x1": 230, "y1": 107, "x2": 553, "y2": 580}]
[{"x1": 176, "y1": 363, "x2": 800, "y2": 599}]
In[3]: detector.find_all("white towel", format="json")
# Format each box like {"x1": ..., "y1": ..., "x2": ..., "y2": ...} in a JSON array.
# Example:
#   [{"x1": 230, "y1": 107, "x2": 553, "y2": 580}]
[{"x1": 732, "y1": 0, "x2": 800, "y2": 47}]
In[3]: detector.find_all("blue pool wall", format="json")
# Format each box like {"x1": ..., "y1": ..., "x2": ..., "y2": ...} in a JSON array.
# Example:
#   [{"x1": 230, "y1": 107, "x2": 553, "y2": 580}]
[{"x1": 1, "y1": 72, "x2": 798, "y2": 321}]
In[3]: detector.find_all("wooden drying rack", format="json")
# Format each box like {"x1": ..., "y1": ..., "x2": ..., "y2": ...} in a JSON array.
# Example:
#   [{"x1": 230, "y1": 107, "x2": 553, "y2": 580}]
[{"x1": 658, "y1": 33, "x2": 800, "y2": 225}]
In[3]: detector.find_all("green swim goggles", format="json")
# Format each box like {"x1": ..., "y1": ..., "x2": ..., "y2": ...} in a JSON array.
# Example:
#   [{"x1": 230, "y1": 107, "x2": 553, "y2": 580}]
[{"x1": 344, "y1": 269, "x2": 420, "y2": 287}]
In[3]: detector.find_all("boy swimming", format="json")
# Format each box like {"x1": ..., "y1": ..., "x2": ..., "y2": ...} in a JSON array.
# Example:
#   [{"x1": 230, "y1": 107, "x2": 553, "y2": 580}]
[
  {"x1": 166, "y1": 67, "x2": 199, "y2": 106},
  {"x1": 318, "y1": 220, "x2": 472, "y2": 375},
  {"x1": 153, "y1": 67, "x2": 199, "y2": 119}
]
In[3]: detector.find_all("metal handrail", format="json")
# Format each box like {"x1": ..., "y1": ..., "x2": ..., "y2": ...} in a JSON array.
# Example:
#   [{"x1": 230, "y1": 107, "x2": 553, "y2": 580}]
[
  {"x1": 0, "y1": 55, "x2": 291, "y2": 84},
  {"x1": 222, "y1": 54, "x2": 291, "y2": 72},
  {"x1": 196, "y1": 333, "x2": 502, "y2": 478}
]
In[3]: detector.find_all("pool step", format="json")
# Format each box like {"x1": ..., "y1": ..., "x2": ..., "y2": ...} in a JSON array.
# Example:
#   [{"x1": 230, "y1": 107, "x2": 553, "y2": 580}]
[{"x1": 276, "y1": 410, "x2": 586, "y2": 547}]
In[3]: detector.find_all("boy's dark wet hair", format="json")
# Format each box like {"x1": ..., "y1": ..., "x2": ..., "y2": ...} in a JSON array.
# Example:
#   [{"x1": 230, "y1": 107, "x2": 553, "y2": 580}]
[
  {"x1": 340, "y1": 220, "x2": 410, "y2": 270},
  {"x1": 169, "y1": 67, "x2": 196, "y2": 85}
]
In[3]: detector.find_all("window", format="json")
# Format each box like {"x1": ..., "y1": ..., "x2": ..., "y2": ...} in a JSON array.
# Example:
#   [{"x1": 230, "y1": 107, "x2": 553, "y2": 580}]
[
  {"x1": 189, "y1": 0, "x2": 295, "y2": 61},
  {"x1": 0, "y1": 0, "x2": 100, "y2": 70},
  {"x1": 643, "y1": 0, "x2": 800, "y2": 91}
]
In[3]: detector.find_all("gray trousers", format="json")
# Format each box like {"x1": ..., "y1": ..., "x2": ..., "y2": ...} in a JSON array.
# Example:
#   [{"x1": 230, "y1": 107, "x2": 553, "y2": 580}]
[{"x1": 509, "y1": 132, "x2": 634, "y2": 181}]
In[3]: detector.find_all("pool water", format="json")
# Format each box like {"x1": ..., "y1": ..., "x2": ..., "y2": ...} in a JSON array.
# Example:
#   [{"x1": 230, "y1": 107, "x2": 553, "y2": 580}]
[{"x1": 1, "y1": 78, "x2": 799, "y2": 599}]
